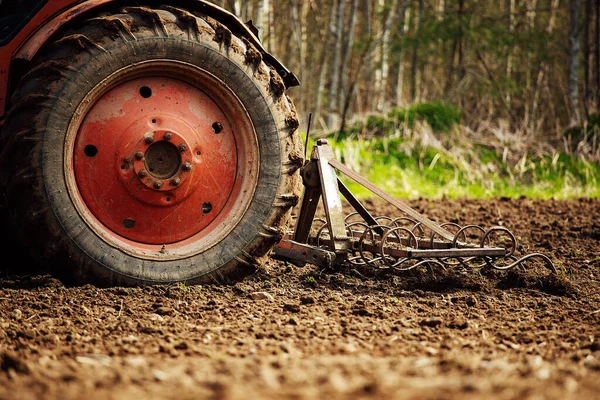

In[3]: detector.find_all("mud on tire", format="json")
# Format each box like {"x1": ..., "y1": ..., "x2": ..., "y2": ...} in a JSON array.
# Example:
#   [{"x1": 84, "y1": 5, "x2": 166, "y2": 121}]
[{"x1": 0, "y1": 6, "x2": 303, "y2": 286}]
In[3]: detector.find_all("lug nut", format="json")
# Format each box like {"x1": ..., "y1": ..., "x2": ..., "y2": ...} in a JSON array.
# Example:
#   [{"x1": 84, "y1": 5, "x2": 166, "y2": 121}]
[
  {"x1": 171, "y1": 177, "x2": 181, "y2": 186},
  {"x1": 135, "y1": 151, "x2": 144, "y2": 160},
  {"x1": 178, "y1": 143, "x2": 188, "y2": 152},
  {"x1": 182, "y1": 162, "x2": 192, "y2": 171},
  {"x1": 145, "y1": 135, "x2": 155, "y2": 144},
  {"x1": 164, "y1": 132, "x2": 172, "y2": 141},
  {"x1": 154, "y1": 181, "x2": 164, "y2": 189},
  {"x1": 138, "y1": 170, "x2": 148, "y2": 178}
]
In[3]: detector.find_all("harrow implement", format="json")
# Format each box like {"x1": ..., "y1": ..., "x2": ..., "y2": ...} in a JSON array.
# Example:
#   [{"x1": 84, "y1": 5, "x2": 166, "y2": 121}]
[{"x1": 272, "y1": 139, "x2": 556, "y2": 276}]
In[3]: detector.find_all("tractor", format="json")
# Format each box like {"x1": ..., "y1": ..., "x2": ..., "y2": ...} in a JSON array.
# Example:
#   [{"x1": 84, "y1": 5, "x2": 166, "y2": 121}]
[
  {"x1": 0, "y1": 1, "x2": 557, "y2": 287},
  {"x1": 0, "y1": 0, "x2": 304, "y2": 286}
]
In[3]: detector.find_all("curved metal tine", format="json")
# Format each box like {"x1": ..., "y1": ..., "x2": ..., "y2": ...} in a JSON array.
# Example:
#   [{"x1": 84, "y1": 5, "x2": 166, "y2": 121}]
[
  {"x1": 348, "y1": 254, "x2": 367, "y2": 266},
  {"x1": 452, "y1": 224, "x2": 487, "y2": 248},
  {"x1": 315, "y1": 222, "x2": 330, "y2": 247},
  {"x1": 359, "y1": 224, "x2": 390, "y2": 267},
  {"x1": 430, "y1": 222, "x2": 463, "y2": 248},
  {"x1": 346, "y1": 222, "x2": 370, "y2": 266},
  {"x1": 388, "y1": 217, "x2": 418, "y2": 229},
  {"x1": 456, "y1": 256, "x2": 484, "y2": 271},
  {"x1": 484, "y1": 254, "x2": 519, "y2": 271},
  {"x1": 346, "y1": 221, "x2": 369, "y2": 239},
  {"x1": 346, "y1": 222, "x2": 369, "y2": 266},
  {"x1": 344, "y1": 212, "x2": 362, "y2": 224},
  {"x1": 391, "y1": 258, "x2": 445, "y2": 273},
  {"x1": 438, "y1": 257, "x2": 458, "y2": 270},
  {"x1": 375, "y1": 215, "x2": 395, "y2": 227},
  {"x1": 481, "y1": 226, "x2": 517, "y2": 257},
  {"x1": 381, "y1": 227, "x2": 419, "y2": 268},
  {"x1": 380, "y1": 227, "x2": 405, "y2": 267},
  {"x1": 427, "y1": 222, "x2": 464, "y2": 266},
  {"x1": 514, "y1": 255, "x2": 527, "y2": 271},
  {"x1": 410, "y1": 222, "x2": 426, "y2": 238},
  {"x1": 488, "y1": 253, "x2": 557, "y2": 274},
  {"x1": 421, "y1": 259, "x2": 447, "y2": 278},
  {"x1": 390, "y1": 257, "x2": 416, "y2": 271}
]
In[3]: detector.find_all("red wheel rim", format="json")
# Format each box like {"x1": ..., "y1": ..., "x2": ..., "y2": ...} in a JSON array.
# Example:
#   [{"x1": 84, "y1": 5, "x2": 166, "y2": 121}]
[{"x1": 65, "y1": 62, "x2": 259, "y2": 259}]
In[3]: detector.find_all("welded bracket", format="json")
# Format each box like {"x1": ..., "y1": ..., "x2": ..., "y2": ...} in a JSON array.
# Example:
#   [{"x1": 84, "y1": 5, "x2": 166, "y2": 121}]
[{"x1": 292, "y1": 139, "x2": 349, "y2": 255}]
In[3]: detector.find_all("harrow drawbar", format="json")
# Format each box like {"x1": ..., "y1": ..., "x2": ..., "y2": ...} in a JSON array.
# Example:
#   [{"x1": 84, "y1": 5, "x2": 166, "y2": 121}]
[{"x1": 272, "y1": 140, "x2": 556, "y2": 277}]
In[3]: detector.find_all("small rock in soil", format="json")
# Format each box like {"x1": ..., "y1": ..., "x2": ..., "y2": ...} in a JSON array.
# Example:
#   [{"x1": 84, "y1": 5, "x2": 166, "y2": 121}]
[
  {"x1": 300, "y1": 296, "x2": 315, "y2": 305},
  {"x1": 420, "y1": 317, "x2": 443, "y2": 328},
  {"x1": 153, "y1": 370, "x2": 169, "y2": 382},
  {"x1": 75, "y1": 354, "x2": 112, "y2": 367},
  {"x1": 283, "y1": 303, "x2": 300, "y2": 313},
  {"x1": 465, "y1": 295, "x2": 478, "y2": 307},
  {"x1": 352, "y1": 308, "x2": 372, "y2": 317},
  {"x1": 449, "y1": 319, "x2": 469, "y2": 330},
  {"x1": 250, "y1": 291, "x2": 274, "y2": 301},
  {"x1": 11, "y1": 309, "x2": 22, "y2": 320},
  {"x1": 0, "y1": 352, "x2": 30, "y2": 374},
  {"x1": 149, "y1": 313, "x2": 165, "y2": 322},
  {"x1": 123, "y1": 357, "x2": 147, "y2": 368},
  {"x1": 174, "y1": 342, "x2": 189, "y2": 350},
  {"x1": 155, "y1": 307, "x2": 174, "y2": 316}
]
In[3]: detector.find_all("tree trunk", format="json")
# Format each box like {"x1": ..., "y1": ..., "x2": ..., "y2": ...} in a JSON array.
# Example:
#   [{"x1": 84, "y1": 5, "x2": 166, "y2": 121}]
[
  {"x1": 568, "y1": 0, "x2": 582, "y2": 126},
  {"x1": 256, "y1": 0, "x2": 270, "y2": 49},
  {"x1": 376, "y1": 0, "x2": 400, "y2": 112},
  {"x1": 531, "y1": 0, "x2": 561, "y2": 130},
  {"x1": 373, "y1": 0, "x2": 385, "y2": 112},
  {"x1": 326, "y1": 0, "x2": 345, "y2": 129},
  {"x1": 395, "y1": 4, "x2": 410, "y2": 106},
  {"x1": 597, "y1": 0, "x2": 600, "y2": 112},
  {"x1": 291, "y1": 0, "x2": 305, "y2": 116},
  {"x1": 457, "y1": 0, "x2": 465, "y2": 83},
  {"x1": 584, "y1": 0, "x2": 591, "y2": 117},
  {"x1": 314, "y1": 1, "x2": 337, "y2": 129},
  {"x1": 524, "y1": 0, "x2": 538, "y2": 129},
  {"x1": 340, "y1": 0, "x2": 359, "y2": 114},
  {"x1": 506, "y1": 0, "x2": 516, "y2": 105},
  {"x1": 410, "y1": 0, "x2": 425, "y2": 102}
]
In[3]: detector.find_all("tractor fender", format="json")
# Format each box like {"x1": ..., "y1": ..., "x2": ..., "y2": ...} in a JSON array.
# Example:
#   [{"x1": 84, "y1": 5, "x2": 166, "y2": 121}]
[{"x1": 15, "y1": 0, "x2": 298, "y2": 87}]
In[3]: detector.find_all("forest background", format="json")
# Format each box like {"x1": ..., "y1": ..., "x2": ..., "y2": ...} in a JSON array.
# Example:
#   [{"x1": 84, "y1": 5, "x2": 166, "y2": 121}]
[{"x1": 209, "y1": 0, "x2": 600, "y2": 199}]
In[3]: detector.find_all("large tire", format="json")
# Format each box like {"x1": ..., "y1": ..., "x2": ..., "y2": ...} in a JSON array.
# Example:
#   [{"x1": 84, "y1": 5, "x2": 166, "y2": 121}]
[{"x1": 0, "y1": 6, "x2": 303, "y2": 286}]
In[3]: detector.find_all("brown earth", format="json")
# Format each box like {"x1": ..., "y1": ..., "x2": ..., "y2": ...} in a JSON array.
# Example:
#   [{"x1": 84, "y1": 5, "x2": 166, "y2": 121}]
[{"x1": 1, "y1": 197, "x2": 600, "y2": 400}]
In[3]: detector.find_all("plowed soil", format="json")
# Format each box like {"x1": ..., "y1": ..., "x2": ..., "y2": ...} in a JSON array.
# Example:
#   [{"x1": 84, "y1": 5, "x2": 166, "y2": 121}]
[{"x1": 1, "y1": 198, "x2": 600, "y2": 400}]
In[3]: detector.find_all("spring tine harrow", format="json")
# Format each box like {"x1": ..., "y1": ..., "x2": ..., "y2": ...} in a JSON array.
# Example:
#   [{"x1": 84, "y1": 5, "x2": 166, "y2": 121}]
[{"x1": 272, "y1": 140, "x2": 557, "y2": 276}]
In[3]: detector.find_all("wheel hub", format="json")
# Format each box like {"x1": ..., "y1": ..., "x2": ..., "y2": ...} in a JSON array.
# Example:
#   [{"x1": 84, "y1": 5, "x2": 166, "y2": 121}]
[
  {"x1": 72, "y1": 76, "x2": 245, "y2": 246},
  {"x1": 131, "y1": 129, "x2": 192, "y2": 192}
]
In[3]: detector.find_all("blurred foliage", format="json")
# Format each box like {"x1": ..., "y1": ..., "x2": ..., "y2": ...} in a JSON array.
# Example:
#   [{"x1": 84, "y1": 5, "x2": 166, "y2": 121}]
[
  {"x1": 563, "y1": 113, "x2": 600, "y2": 149},
  {"x1": 341, "y1": 101, "x2": 463, "y2": 138},
  {"x1": 301, "y1": 109, "x2": 600, "y2": 200}
]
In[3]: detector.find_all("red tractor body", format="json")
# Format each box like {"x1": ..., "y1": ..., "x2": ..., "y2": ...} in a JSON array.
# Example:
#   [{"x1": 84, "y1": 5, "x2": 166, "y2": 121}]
[{"x1": 0, "y1": 0, "x2": 297, "y2": 127}]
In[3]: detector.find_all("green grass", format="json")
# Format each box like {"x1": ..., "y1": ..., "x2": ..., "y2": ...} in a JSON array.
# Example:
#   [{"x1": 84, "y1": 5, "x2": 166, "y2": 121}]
[
  {"x1": 300, "y1": 131, "x2": 600, "y2": 200},
  {"x1": 339, "y1": 101, "x2": 463, "y2": 139}
]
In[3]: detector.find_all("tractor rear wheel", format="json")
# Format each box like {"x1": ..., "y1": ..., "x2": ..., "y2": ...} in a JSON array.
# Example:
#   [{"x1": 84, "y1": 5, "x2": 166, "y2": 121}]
[{"x1": 0, "y1": 6, "x2": 303, "y2": 285}]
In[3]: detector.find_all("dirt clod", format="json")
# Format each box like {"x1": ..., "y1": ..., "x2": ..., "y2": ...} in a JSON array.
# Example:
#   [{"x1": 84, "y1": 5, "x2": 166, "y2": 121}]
[
  {"x1": 283, "y1": 303, "x2": 300, "y2": 313},
  {"x1": 250, "y1": 291, "x2": 274, "y2": 301},
  {"x1": 465, "y1": 295, "x2": 477, "y2": 307},
  {"x1": 420, "y1": 317, "x2": 444, "y2": 328},
  {"x1": 0, "y1": 352, "x2": 29, "y2": 375}
]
